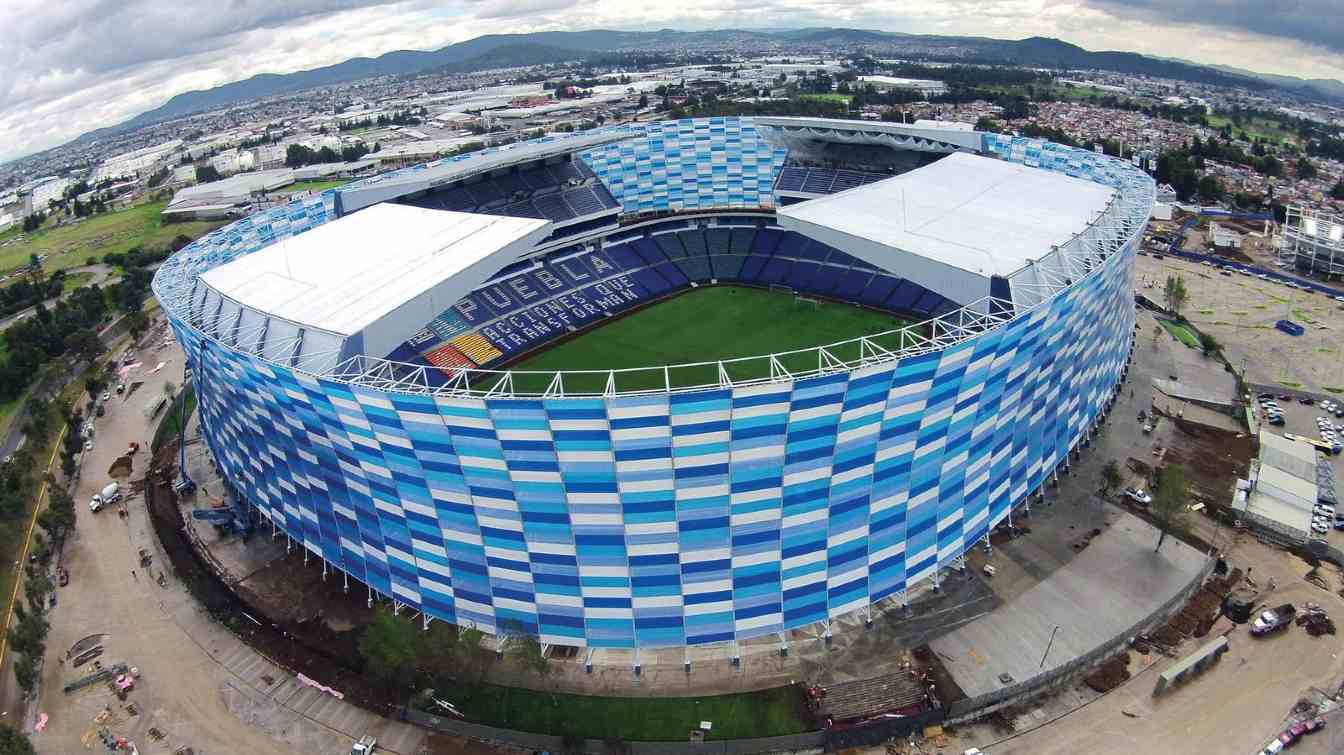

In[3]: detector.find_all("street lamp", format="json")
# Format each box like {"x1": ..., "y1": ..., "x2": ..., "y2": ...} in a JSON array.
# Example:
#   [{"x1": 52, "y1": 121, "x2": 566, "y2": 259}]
[{"x1": 1040, "y1": 625, "x2": 1061, "y2": 669}]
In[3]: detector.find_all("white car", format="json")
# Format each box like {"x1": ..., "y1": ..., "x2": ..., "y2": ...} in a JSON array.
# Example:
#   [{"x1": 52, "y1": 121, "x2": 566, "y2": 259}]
[
  {"x1": 1312, "y1": 521, "x2": 1330, "y2": 534},
  {"x1": 83, "y1": 439, "x2": 93, "y2": 451},
  {"x1": 1125, "y1": 488, "x2": 1153, "y2": 505}
]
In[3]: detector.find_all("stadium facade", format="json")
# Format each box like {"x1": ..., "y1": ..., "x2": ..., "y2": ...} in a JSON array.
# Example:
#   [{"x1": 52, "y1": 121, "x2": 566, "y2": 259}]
[{"x1": 154, "y1": 117, "x2": 1154, "y2": 650}]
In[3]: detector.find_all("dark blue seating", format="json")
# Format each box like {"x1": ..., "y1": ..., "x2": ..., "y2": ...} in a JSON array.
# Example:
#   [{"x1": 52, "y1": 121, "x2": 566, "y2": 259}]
[
  {"x1": 711, "y1": 255, "x2": 746, "y2": 280},
  {"x1": 751, "y1": 229, "x2": 783, "y2": 255},
  {"x1": 632, "y1": 238, "x2": 668, "y2": 265},
  {"x1": 705, "y1": 229, "x2": 732, "y2": 255},
  {"x1": 860, "y1": 275, "x2": 901, "y2": 308},
  {"x1": 775, "y1": 167, "x2": 807, "y2": 192},
  {"x1": 606, "y1": 243, "x2": 646, "y2": 271},
  {"x1": 654, "y1": 233, "x2": 686, "y2": 259},
  {"x1": 834, "y1": 269, "x2": 874, "y2": 299},
  {"x1": 759, "y1": 257, "x2": 792, "y2": 284},
  {"x1": 801, "y1": 170, "x2": 834, "y2": 194},
  {"x1": 682, "y1": 231, "x2": 709, "y2": 257},
  {"x1": 728, "y1": 229, "x2": 754, "y2": 253},
  {"x1": 533, "y1": 193, "x2": 576, "y2": 221},
  {"x1": 566, "y1": 187, "x2": 606, "y2": 216}
]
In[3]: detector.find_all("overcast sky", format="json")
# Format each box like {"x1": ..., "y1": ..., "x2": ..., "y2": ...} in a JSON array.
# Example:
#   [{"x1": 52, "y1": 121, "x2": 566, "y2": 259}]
[{"x1": 3, "y1": 0, "x2": 1342, "y2": 163}]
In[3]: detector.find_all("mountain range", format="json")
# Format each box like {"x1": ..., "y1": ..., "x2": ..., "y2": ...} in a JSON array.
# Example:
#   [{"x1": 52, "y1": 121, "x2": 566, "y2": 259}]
[{"x1": 73, "y1": 27, "x2": 1344, "y2": 144}]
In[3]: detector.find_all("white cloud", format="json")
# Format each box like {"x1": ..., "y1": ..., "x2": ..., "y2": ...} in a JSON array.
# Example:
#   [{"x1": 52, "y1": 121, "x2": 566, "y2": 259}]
[{"x1": 2, "y1": 0, "x2": 1342, "y2": 163}]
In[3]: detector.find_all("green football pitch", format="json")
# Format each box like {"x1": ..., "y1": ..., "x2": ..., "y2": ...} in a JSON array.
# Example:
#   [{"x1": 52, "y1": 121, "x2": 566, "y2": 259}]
[{"x1": 503, "y1": 285, "x2": 918, "y2": 393}]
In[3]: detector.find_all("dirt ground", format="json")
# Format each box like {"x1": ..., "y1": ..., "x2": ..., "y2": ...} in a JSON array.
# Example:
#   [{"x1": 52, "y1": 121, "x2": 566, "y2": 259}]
[{"x1": 914, "y1": 530, "x2": 1344, "y2": 755}]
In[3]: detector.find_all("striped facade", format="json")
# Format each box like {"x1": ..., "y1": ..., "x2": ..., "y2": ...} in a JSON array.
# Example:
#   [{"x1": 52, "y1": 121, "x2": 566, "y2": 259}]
[{"x1": 160, "y1": 120, "x2": 1146, "y2": 649}]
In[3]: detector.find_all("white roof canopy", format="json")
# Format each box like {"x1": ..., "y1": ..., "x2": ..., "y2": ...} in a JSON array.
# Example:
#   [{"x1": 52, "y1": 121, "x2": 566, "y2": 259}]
[
  {"x1": 777, "y1": 152, "x2": 1115, "y2": 308},
  {"x1": 194, "y1": 203, "x2": 549, "y2": 370}
]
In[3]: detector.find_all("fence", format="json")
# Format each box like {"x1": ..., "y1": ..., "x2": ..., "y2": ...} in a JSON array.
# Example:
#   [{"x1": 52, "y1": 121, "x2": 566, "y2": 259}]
[{"x1": 944, "y1": 557, "x2": 1215, "y2": 723}]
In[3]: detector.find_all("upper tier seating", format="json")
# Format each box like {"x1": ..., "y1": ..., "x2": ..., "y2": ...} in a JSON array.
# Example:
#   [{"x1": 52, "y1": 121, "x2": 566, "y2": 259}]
[{"x1": 773, "y1": 167, "x2": 889, "y2": 197}]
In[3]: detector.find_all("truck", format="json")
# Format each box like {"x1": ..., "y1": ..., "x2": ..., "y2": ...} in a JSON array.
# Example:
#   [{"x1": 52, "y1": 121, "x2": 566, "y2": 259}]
[
  {"x1": 1251, "y1": 604, "x2": 1296, "y2": 637},
  {"x1": 350, "y1": 735, "x2": 377, "y2": 755},
  {"x1": 90, "y1": 482, "x2": 122, "y2": 512}
]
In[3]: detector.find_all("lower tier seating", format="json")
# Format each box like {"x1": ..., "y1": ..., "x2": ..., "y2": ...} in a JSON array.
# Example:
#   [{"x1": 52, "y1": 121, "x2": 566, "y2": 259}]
[{"x1": 392, "y1": 218, "x2": 960, "y2": 379}]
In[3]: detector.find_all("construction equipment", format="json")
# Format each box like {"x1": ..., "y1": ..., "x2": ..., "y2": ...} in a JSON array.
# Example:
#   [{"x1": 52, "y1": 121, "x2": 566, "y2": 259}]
[{"x1": 63, "y1": 664, "x2": 128, "y2": 694}]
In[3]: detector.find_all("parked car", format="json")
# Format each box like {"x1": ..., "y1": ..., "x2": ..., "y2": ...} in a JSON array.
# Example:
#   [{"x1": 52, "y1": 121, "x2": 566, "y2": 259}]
[
  {"x1": 1124, "y1": 487, "x2": 1152, "y2": 505},
  {"x1": 1252, "y1": 605, "x2": 1297, "y2": 636}
]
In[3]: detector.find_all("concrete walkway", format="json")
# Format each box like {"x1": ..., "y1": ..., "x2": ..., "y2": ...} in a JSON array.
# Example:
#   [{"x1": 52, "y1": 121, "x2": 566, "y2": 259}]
[{"x1": 930, "y1": 513, "x2": 1207, "y2": 698}]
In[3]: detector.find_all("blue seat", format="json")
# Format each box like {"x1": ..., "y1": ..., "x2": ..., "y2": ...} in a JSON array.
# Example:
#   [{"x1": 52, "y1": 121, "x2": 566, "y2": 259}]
[
  {"x1": 834, "y1": 269, "x2": 874, "y2": 299},
  {"x1": 630, "y1": 238, "x2": 666, "y2": 265},
  {"x1": 654, "y1": 233, "x2": 687, "y2": 259},
  {"x1": 705, "y1": 229, "x2": 731, "y2": 255},
  {"x1": 711, "y1": 254, "x2": 747, "y2": 280},
  {"x1": 775, "y1": 167, "x2": 807, "y2": 192},
  {"x1": 728, "y1": 228, "x2": 754, "y2": 253},
  {"x1": 860, "y1": 276, "x2": 901, "y2": 308},
  {"x1": 630, "y1": 267, "x2": 672, "y2": 295},
  {"x1": 801, "y1": 169, "x2": 836, "y2": 194},
  {"x1": 888, "y1": 280, "x2": 928, "y2": 312},
  {"x1": 751, "y1": 229, "x2": 783, "y2": 255},
  {"x1": 759, "y1": 257, "x2": 792, "y2": 284},
  {"x1": 605, "y1": 243, "x2": 646, "y2": 271}
]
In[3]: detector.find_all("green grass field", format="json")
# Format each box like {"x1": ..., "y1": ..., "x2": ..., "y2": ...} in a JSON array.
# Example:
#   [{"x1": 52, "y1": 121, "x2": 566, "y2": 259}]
[
  {"x1": 433, "y1": 680, "x2": 808, "y2": 740},
  {"x1": 1160, "y1": 319, "x2": 1201, "y2": 348},
  {"x1": 1204, "y1": 113, "x2": 1294, "y2": 144},
  {"x1": 506, "y1": 285, "x2": 918, "y2": 393},
  {"x1": 800, "y1": 93, "x2": 853, "y2": 105},
  {"x1": 284, "y1": 179, "x2": 350, "y2": 194},
  {"x1": 0, "y1": 201, "x2": 223, "y2": 277}
]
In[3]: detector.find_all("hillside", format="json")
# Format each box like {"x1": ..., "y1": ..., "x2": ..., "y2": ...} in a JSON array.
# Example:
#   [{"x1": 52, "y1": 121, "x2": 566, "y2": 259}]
[{"x1": 69, "y1": 27, "x2": 1343, "y2": 145}]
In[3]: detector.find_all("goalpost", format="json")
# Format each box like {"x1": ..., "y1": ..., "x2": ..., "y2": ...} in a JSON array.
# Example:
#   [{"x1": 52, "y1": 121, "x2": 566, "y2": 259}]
[{"x1": 768, "y1": 283, "x2": 818, "y2": 308}]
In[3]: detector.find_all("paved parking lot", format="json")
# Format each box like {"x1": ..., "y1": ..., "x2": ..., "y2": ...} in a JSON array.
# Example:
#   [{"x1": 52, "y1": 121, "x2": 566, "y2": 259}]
[{"x1": 1245, "y1": 393, "x2": 1344, "y2": 548}]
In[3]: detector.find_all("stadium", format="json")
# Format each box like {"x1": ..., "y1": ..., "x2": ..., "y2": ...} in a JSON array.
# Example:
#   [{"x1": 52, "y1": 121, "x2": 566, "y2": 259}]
[{"x1": 152, "y1": 116, "x2": 1154, "y2": 653}]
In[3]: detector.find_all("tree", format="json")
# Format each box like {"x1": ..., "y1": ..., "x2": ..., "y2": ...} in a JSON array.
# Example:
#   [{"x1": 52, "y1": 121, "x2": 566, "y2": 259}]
[
  {"x1": 11, "y1": 655, "x2": 37, "y2": 695},
  {"x1": 194, "y1": 164, "x2": 223, "y2": 184},
  {"x1": 1162, "y1": 275, "x2": 1188, "y2": 316},
  {"x1": 1198, "y1": 331, "x2": 1221, "y2": 356},
  {"x1": 1332, "y1": 181, "x2": 1344, "y2": 201},
  {"x1": 69, "y1": 324, "x2": 106, "y2": 362},
  {"x1": 1196, "y1": 174, "x2": 1223, "y2": 202},
  {"x1": 0, "y1": 724, "x2": 35, "y2": 754},
  {"x1": 1296, "y1": 157, "x2": 1317, "y2": 180},
  {"x1": 505, "y1": 627, "x2": 552, "y2": 687},
  {"x1": 358, "y1": 607, "x2": 420, "y2": 690},
  {"x1": 1151, "y1": 463, "x2": 1192, "y2": 552},
  {"x1": 454, "y1": 625, "x2": 489, "y2": 683},
  {"x1": 38, "y1": 486, "x2": 76, "y2": 538},
  {"x1": 637, "y1": 93, "x2": 648, "y2": 109},
  {"x1": 1100, "y1": 460, "x2": 1122, "y2": 498}
]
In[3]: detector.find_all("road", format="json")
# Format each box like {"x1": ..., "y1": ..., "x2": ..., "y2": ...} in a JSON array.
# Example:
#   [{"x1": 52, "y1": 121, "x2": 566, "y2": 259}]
[
  {"x1": 7, "y1": 323, "x2": 427, "y2": 754},
  {"x1": 0, "y1": 264, "x2": 118, "y2": 333}
]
